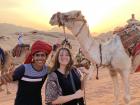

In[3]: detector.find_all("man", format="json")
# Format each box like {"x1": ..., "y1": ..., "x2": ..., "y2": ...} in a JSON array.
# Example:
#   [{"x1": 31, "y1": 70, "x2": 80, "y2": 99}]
[
  {"x1": 0, "y1": 40, "x2": 52, "y2": 105},
  {"x1": 18, "y1": 32, "x2": 23, "y2": 46}
]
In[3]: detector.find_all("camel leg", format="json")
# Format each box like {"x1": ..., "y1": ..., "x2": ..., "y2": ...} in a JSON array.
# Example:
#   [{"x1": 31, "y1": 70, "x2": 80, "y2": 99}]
[
  {"x1": 120, "y1": 70, "x2": 130, "y2": 105},
  {"x1": 109, "y1": 69, "x2": 119, "y2": 105},
  {"x1": 5, "y1": 83, "x2": 11, "y2": 94},
  {"x1": 0, "y1": 71, "x2": 4, "y2": 92},
  {"x1": 5, "y1": 67, "x2": 14, "y2": 95},
  {"x1": 1, "y1": 70, "x2": 11, "y2": 94}
]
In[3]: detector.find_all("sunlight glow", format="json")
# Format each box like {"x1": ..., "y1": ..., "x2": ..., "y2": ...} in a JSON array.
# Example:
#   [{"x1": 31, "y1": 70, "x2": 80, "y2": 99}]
[
  {"x1": 32, "y1": 0, "x2": 129, "y2": 33},
  {"x1": 0, "y1": 0, "x2": 140, "y2": 34}
]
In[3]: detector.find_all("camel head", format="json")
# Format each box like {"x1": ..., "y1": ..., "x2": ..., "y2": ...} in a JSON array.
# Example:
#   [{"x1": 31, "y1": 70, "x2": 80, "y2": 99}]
[{"x1": 49, "y1": 10, "x2": 86, "y2": 30}]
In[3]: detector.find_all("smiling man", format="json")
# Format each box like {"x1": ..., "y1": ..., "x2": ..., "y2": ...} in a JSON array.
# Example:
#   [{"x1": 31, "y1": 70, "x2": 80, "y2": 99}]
[{"x1": 0, "y1": 40, "x2": 52, "y2": 105}]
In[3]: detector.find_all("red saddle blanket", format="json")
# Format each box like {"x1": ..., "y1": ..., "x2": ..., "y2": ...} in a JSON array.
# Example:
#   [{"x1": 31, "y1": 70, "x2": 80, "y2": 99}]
[
  {"x1": 116, "y1": 31, "x2": 140, "y2": 72},
  {"x1": 132, "y1": 43, "x2": 140, "y2": 56},
  {"x1": 133, "y1": 43, "x2": 140, "y2": 72},
  {"x1": 12, "y1": 44, "x2": 30, "y2": 57},
  {"x1": 135, "y1": 65, "x2": 140, "y2": 72}
]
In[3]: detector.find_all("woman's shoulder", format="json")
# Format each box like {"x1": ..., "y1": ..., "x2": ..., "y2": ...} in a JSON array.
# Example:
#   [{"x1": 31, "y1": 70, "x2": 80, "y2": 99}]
[
  {"x1": 48, "y1": 72, "x2": 57, "y2": 76},
  {"x1": 71, "y1": 66, "x2": 81, "y2": 78},
  {"x1": 48, "y1": 72, "x2": 58, "y2": 80}
]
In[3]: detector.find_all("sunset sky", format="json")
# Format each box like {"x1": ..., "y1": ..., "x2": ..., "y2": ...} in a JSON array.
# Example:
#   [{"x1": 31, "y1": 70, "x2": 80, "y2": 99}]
[{"x1": 0, "y1": 0, "x2": 140, "y2": 34}]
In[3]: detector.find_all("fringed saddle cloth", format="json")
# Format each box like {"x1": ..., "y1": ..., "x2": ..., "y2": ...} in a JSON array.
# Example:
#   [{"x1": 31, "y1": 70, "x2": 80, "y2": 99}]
[
  {"x1": 116, "y1": 28, "x2": 140, "y2": 72},
  {"x1": 12, "y1": 44, "x2": 30, "y2": 57}
]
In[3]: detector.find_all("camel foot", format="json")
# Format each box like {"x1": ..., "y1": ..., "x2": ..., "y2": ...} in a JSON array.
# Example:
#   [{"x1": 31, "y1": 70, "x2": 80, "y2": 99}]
[{"x1": 124, "y1": 95, "x2": 131, "y2": 105}]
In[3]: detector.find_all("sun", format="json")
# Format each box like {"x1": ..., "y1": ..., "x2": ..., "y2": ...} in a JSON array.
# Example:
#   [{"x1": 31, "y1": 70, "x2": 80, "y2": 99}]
[{"x1": 81, "y1": 0, "x2": 128, "y2": 33}]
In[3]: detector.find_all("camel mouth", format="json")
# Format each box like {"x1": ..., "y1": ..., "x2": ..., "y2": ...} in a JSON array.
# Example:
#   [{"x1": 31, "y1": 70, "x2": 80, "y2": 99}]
[
  {"x1": 49, "y1": 14, "x2": 57, "y2": 25},
  {"x1": 49, "y1": 19, "x2": 54, "y2": 25}
]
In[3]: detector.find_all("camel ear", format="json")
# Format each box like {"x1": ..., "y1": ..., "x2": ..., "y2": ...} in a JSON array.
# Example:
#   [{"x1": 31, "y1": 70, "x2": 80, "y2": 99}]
[
  {"x1": 57, "y1": 12, "x2": 60, "y2": 14},
  {"x1": 77, "y1": 11, "x2": 81, "y2": 17}
]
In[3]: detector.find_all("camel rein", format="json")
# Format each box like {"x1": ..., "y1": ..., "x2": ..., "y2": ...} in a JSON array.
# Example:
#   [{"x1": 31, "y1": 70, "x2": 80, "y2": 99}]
[
  {"x1": 60, "y1": 16, "x2": 103, "y2": 80},
  {"x1": 75, "y1": 21, "x2": 86, "y2": 37},
  {"x1": 70, "y1": 19, "x2": 103, "y2": 80},
  {"x1": 59, "y1": 15, "x2": 104, "y2": 104},
  {"x1": 61, "y1": 19, "x2": 87, "y2": 105},
  {"x1": 96, "y1": 44, "x2": 102, "y2": 80}
]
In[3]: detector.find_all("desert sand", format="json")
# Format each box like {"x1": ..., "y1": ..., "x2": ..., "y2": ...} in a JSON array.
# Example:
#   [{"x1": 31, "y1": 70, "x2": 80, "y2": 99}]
[
  {"x1": 0, "y1": 68, "x2": 140, "y2": 105},
  {"x1": 0, "y1": 26, "x2": 140, "y2": 105}
]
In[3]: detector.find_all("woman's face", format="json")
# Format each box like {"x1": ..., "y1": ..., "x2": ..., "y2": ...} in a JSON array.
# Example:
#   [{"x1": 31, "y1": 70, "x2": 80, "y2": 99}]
[
  {"x1": 58, "y1": 49, "x2": 70, "y2": 66},
  {"x1": 32, "y1": 51, "x2": 47, "y2": 68}
]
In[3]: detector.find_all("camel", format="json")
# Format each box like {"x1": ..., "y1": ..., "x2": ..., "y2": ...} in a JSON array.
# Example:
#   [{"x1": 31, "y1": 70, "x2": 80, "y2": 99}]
[
  {"x1": 0, "y1": 49, "x2": 15, "y2": 94},
  {"x1": 113, "y1": 18, "x2": 140, "y2": 73},
  {"x1": 0, "y1": 44, "x2": 30, "y2": 94},
  {"x1": 11, "y1": 44, "x2": 30, "y2": 65},
  {"x1": 49, "y1": 10, "x2": 134, "y2": 105}
]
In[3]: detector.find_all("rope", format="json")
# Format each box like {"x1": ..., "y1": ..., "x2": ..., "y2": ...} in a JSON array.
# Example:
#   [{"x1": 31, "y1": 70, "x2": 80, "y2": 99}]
[
  {"x1": 99, "y1": 44, "x2": 102, "y2": 66},
  {"x1": 75, "y1": 21, "x2": 86, "y2": 37},
  {"x1": 63, "y1": 26, "x2": 67, "y2": 47},
  {"x1": 95, "y1": 44, "x2": 102, "y2": 80},
  {"x1": 96, "y1": 64, "x2": 99, "y2": 80},
  {"x1": 59, "y1": 14, "x2": 87, "y2": 104},
  {"x1": 62, "y1": 26, "x2": 72, "y2": 49}
]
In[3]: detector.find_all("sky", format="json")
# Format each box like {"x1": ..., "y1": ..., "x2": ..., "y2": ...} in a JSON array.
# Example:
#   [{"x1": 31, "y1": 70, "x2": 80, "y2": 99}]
[{"x1": 0, "y1": 0, "x2": 140, "y2": 34}]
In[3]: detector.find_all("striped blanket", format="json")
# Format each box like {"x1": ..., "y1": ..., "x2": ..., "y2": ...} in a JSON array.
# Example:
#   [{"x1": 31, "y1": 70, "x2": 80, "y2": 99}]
[{"x1": 116, "y1": 27, "x2": 140, "y2": 72}]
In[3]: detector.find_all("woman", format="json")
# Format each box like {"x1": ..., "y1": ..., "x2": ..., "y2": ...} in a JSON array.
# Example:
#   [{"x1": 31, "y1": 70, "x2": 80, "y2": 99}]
[
  {"x1": 45, "y1": 47, "x2": 88, "y2": 105},
  {"x1": 0, "y1": 40, "x2": 52, "y2": 105}
]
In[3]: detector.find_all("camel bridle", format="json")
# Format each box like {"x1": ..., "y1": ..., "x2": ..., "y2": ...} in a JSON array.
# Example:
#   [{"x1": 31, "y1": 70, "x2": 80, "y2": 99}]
[
  {"x1": 55, "y1": 12, "x2": 102, "y2": 80},
  {"x1": 56, "y1": 12, "x2": 87, "y2": 37},
  {"x1": 55, "y1": 12, "x2": 91, "y2": 105}
]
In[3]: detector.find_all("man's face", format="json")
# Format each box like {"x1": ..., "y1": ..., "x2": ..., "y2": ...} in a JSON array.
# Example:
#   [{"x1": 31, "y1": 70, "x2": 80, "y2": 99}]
[{"x1": 33, "y1": 51, "x2": 48, "y2": 68}]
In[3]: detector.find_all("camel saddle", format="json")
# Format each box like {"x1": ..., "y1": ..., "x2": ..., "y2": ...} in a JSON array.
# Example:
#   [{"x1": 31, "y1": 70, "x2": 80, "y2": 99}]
[
  {"x1": 12, "y1": 44, "x2": 30, "y2": 57},
  {"x1": 115, "y1": 27, "x2": 140, "y2": 72}
]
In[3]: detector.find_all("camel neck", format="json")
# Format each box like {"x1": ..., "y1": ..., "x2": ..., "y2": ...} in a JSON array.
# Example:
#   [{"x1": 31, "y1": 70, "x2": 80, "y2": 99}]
[{"x1": 71, "y1": 21, "x2": 94, "y2": 50}]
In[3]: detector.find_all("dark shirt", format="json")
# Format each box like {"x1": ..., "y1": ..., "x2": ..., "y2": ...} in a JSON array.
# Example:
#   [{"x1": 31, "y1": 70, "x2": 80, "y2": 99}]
[
  {"x1": 13, "y1": 64, "x2": 48, "y2": 105},
  {"x1": 55, "y1": 69, "x2": 84, "y2": 105}
]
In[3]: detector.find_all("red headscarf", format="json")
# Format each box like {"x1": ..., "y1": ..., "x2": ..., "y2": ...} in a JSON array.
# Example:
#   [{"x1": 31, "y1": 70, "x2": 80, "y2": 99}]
[{"x1": 24, "y1": 40, "x2": 52, "y2": 64}]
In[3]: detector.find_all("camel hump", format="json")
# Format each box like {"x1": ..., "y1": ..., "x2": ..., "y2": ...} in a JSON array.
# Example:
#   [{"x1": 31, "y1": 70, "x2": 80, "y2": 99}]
[
  {"x1": 12, "y1": 44, "x2": 30, "y2": 57},
  {"x1": 0, "y1": 47, "x2": 5, "y2": 65}
]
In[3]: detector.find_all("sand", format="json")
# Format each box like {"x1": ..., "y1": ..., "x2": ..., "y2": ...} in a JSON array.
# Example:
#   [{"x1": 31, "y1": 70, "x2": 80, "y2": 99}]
[{"x1": 0, "y1": 68, "x2": 140, "y2": 105}]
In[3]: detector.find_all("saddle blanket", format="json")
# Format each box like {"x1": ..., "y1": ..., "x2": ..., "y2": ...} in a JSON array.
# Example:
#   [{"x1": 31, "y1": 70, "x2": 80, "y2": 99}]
[{"x1": 135, "y1": 65, "x2": 140, "y2": 72}]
